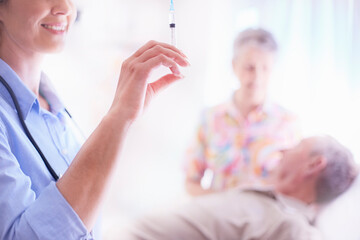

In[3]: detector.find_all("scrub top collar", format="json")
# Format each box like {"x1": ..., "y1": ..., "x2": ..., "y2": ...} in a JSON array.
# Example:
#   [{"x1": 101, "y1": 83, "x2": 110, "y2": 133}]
[
  {"x1": 39, "y1": 72, "x2": 65, "y2": 115},
  {"x1": 0, "y1": 58, "x2": 65, "y2": 119}
]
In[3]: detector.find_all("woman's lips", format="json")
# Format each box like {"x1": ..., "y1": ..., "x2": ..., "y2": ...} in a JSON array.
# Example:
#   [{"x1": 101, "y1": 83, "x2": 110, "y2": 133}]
[{"x1": 41, "y1": 24, "x2": 67, "y2": 34}]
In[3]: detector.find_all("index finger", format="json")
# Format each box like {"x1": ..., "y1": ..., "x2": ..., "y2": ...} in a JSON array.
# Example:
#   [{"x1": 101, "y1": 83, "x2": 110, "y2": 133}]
[{"x1": 131, "y1": 40, "x2": 188, "y2": 59}]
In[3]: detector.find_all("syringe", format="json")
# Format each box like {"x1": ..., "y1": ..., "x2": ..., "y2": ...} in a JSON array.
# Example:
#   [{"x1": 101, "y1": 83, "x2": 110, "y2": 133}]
[{"x1": 169, "y1": 0, "x2": 176, "y2": 46}]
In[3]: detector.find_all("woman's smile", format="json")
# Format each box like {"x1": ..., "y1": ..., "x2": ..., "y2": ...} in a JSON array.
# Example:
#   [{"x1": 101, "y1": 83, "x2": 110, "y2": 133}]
[{"x1": 41, "y1": 23, "x2": 67, "y2": 34}]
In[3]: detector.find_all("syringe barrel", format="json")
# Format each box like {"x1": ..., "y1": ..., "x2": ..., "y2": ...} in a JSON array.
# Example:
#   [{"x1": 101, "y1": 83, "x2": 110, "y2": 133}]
[
  {"x1": 169, "y1": 10, "x2": 175, "y2": 24},
  {"x1": 170, "y1": 27, "x2": 176, "y2": 46},
  {"x1": 169, "y1": 10, "x2": 176, "y2": 46}
]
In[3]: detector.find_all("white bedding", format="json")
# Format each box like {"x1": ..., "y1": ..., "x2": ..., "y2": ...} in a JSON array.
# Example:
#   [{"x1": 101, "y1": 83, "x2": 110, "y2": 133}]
[{"x1": 316, "y1": 175, "x2": 360, "y2": 240}]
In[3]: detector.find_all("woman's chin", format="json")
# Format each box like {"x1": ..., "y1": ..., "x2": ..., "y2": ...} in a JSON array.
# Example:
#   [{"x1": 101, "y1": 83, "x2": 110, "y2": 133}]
[{"x1": 42, "y1": 44, "x2": 66, "y2": 54}]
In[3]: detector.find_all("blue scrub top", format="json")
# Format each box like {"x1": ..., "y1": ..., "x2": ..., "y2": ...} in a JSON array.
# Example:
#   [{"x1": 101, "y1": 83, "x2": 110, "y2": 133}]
[{"x1": 0, "y1": 58, "x2": 95, "y2": 239}]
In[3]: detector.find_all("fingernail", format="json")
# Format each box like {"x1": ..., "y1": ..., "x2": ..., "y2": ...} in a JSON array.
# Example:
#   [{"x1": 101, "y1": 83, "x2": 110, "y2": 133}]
[
  {"x1": 176, "y1": 74, "x2": 185, "y2": 78},
  {"x1": 181, "y1": 58, "x2": 190, "y2": 66}
]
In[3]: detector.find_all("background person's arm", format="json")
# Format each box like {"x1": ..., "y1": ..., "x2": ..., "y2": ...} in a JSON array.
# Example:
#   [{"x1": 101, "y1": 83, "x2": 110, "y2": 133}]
[
  {"x1": 56, "y1": 41, "x2": 190, "y2": 231},
  {"x1": 184, "y1": 112, "x2": 214, "y2": 197},
  {"x1": 185, "y1": 178, "x2": 214, "y2": 196}
]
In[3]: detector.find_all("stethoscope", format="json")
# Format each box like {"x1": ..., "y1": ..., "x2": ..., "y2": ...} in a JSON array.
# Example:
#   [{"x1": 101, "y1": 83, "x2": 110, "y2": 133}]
[{"x1": 0, "y1": 75, "x2": 74, "y2": 181}]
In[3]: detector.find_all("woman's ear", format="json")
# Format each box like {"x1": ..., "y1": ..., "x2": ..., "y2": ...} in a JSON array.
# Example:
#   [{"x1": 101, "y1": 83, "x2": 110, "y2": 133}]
[{"x1": 305, "y1": 155, "x2": 327, "y2": 177}]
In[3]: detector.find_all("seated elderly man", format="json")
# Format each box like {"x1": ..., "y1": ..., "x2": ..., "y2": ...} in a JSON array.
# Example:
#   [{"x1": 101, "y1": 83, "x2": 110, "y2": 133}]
[{"x1": 124, "y1": 136, "x2": 358, "y2": 240}]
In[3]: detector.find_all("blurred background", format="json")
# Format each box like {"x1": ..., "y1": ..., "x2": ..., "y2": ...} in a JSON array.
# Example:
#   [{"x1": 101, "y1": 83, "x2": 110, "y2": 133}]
[{"x1": 43, "y1": 0, "x2": 360, "y2": 238}]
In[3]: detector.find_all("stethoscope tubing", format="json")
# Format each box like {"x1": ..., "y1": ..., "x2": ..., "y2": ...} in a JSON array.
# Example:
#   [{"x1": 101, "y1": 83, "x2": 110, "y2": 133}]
[{"x1": 0, "y1": 75, "x2": 59, "y2": 181}]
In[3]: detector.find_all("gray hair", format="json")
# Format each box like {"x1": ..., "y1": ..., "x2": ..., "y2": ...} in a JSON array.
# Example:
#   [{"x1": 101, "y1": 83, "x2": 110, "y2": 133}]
[
  {"x1": 312, "y1": 136, "x2": 358, "y2": 203},
  {"x1": 233, "y1": 28, "x2": 278, "y2": 59}
]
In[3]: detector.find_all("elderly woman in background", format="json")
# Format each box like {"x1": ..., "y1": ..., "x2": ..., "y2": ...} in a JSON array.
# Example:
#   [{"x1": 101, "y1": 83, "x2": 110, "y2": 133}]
[{"x1": 185, "y1": 28, "x2": 301, "y2": 196}]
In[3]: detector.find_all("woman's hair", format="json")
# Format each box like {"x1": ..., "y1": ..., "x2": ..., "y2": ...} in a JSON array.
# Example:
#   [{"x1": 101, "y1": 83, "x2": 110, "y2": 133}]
[
  {"x1": 233, "y1": 28, "x2": 278, "y2": 59},
  {"x1": 313, "y1": 136, "x2": 358, "y2": 203}
]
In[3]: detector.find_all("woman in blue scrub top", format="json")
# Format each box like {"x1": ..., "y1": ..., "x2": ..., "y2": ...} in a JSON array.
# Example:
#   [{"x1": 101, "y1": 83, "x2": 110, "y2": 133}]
[{"x1": 0, "y1": 0, "x2": 189, "y2": 239}]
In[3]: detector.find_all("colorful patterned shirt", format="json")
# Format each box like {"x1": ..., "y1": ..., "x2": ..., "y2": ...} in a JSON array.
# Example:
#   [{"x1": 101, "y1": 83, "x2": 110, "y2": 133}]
[{"x1": 185, "y1": 99, "x2": 301, "y2": 190}]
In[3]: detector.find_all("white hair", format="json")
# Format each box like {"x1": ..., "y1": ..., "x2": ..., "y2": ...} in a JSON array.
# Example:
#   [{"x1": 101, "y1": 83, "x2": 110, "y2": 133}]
[
  {"x1": 233, "y1": 28, "x2": 278, "y2": 60},
  {"x1": 312, "y1": 136, "x2": 358, "y2": 203}
]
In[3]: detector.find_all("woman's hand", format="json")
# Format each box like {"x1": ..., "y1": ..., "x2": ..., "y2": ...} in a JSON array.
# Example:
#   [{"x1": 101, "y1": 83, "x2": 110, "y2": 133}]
[
  {"x1": 57, "y1": 41, "x2": 189, "y2": 231},
  {"x1": 109, "y1": 40, "x2": 190, "y2": 123}
]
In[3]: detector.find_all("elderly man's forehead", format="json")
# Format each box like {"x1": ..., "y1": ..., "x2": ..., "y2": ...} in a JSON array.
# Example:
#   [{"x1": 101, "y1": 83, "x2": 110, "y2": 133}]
[
  {"x1": 302, "y1": 137, "x2": 321, "y2": 145},
  {"x1": 298, "y1": 137, "x2": 323, "y2": 150},
  {"x1": 301, "y1": 136, "x2": 337, "y2": 154}
]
